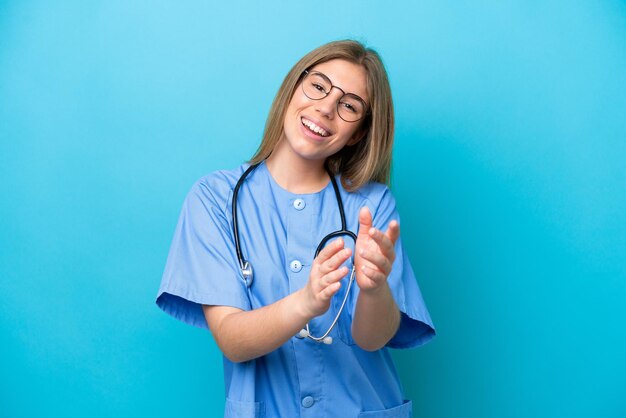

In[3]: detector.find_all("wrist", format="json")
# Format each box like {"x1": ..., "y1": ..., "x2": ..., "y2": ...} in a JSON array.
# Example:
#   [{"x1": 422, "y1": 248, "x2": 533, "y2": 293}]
[
  {"x1": 358, "y1": 281, "x2": 391, "y2": 298},
  {"x1": 292, "y1": 288, "x2": 317, "y2": 322}
]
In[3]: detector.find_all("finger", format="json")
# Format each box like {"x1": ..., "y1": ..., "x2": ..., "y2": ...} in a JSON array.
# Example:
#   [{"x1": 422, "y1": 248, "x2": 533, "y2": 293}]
[
  {"x1": 368, "y1": 227, "x2": 395, "y2": 259},
  {"x1": 316, "y1": 238, "x2": 344, "y2": 263},
  {"x1": 359, "y1": 249, "x2": 392, "y2": 275},
  {"x1": 357, "y1": 207, "x2": 373, "y2": 239},
  {"x1": 321, "y1": 247, "x2": 352, "y2": 274},
  {"x1": 384, "y1": 220, "x2": 400, "y2": 246},
  {"x1": 322, "y1": 265, "x2": 349, "y2": 287},
  {"x1": 360, "y1": 265, "x2": 387, "y2": 284},
  {"x1": 319, "y1": 281, "x2": 341, "y2": 301}
]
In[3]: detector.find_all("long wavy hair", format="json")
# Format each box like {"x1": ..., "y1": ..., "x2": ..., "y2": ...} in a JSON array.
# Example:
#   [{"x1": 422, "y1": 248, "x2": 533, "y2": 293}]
[{"x1": 249, "y1": 40, "x2": 394, "y2": 192}]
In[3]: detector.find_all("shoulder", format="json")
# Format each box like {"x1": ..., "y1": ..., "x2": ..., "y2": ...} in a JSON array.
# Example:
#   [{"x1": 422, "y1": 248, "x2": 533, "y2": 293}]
[
  {"x1": 349, "y1": 180, "x2": 396, "y2": 213},
  {"x1": 186, "y1": 164, "x2": 248, "y2": 210}
]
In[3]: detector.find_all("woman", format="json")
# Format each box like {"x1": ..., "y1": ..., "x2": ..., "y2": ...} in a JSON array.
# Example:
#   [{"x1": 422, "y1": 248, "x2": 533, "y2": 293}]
[{"x1": 156, "y1": 39, "x2": 435, "y2": 417}]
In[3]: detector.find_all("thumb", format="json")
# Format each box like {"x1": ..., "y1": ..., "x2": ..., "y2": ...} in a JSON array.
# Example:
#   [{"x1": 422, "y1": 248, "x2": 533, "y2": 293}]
[{"x1": 358, "y1": 206, "x2": 373, "y2": 238}]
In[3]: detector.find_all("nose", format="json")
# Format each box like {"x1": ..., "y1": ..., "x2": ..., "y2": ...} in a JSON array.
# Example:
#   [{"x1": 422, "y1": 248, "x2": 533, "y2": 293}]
[{"x1": 315, "y1": 89, "x2": 342, "y2": 119}]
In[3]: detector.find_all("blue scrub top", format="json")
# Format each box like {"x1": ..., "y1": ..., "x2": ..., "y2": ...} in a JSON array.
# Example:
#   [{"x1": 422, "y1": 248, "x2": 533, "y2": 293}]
[{"x1": 156, "y1": 161, "x2": 435, "y2": 418}]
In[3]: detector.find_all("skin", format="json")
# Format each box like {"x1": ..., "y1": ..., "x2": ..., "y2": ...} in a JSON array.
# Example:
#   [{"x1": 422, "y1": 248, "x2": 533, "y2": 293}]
[{"x1": 203, "y1": 59, "x2": 401, "y2": 362}]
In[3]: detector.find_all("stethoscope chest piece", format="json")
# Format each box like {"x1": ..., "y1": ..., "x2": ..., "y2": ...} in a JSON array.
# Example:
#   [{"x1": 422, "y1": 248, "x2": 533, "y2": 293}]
[{"x1": 241, "y1": 260, "x2": 253, "y2": 288}]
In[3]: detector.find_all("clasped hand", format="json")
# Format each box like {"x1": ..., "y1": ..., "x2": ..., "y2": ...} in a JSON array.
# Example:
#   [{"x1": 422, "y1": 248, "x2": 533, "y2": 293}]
[{"x1": 300, "y1": 207, "x2": 400, "y2": 318}]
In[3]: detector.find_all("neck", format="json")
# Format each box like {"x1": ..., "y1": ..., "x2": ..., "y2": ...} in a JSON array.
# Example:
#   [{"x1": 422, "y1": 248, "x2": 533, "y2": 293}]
[{"x1": 265, "y1": 142, "x2": 329, "y2": 194}]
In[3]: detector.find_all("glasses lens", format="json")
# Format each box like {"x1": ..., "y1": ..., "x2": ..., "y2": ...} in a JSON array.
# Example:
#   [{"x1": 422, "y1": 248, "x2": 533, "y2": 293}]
[
  {"x1": 302, "y1": 71, "x2": 367, "y2": 122},
  {"x1": 302, "y1": 72, "x2": 330, "y2": 100},
  {"x1": 338, "y1": 94, "x2": 365, "y2": 122}
]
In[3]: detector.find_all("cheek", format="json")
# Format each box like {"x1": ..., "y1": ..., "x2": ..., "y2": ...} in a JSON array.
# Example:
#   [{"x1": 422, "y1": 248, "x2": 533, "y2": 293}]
[
  {"x1": 283, "y1": 101, "x2": 299, "y2": 126},
  {"x1": 286, "y1": 93, "x2": 307, "y2": 113},
  {"x1": 339, "y1": 124, "x2": 361, "y2": 144}
]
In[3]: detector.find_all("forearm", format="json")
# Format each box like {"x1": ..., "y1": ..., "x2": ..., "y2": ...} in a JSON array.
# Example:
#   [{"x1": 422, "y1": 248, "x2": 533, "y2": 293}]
[
  {"x1": 351, "y1": 283, "x2": 401, "y2": 351},
  {"x1": 204, "y1": 239, "x2": 350, "y2": 363},
  {"x1": 203, "y1": 290, "x2": 312, "y2": 363}
]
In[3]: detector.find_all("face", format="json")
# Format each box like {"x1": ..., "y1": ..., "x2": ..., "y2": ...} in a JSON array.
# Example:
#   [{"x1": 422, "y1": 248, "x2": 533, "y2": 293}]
[{"x1": 277, "y1": 59, "x2": 369, "y2": 165}]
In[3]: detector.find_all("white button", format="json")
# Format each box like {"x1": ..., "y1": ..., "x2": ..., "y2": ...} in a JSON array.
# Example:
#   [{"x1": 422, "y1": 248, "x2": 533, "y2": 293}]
[
  {"x1": 293, "y1": 199, "x2": 305, "y2": 210},
  {"x1": 290, "y1": 260, "x2": 302, "y2": 273},
  {"x1": 301, "y1": 396, "x2": 315, "y2": 408}
]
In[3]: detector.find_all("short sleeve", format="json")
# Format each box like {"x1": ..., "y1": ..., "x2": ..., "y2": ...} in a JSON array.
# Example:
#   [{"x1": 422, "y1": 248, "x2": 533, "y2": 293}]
[
  {"x1": 370, "y1": 188, "x2": 436, "y2": 349},
  {"x1": 155, "y1": 177, "x2": 251, "y2": 330}
]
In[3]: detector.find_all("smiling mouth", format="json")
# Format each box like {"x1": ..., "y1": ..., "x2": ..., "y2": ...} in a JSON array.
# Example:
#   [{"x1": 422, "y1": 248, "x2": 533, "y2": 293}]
[{"x1": 301, "y1": 118, "x2": 331, "y2": 137}]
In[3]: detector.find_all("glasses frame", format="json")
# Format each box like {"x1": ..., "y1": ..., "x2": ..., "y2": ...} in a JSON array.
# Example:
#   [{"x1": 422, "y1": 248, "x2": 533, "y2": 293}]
[{"x1": 300, "y1": 70, "x2": 370, "y2": 123}]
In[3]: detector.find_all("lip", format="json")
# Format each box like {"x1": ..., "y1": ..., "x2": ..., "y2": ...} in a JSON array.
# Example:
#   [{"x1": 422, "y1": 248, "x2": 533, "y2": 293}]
[{"x1": 300, "y1": 116, "x2": 333, "y2": 139}]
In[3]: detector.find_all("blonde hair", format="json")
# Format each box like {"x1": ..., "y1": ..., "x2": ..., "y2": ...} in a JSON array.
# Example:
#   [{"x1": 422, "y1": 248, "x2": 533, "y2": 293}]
[{"x1": 249, "y1": 40, "x2": 394, "y2": 192}]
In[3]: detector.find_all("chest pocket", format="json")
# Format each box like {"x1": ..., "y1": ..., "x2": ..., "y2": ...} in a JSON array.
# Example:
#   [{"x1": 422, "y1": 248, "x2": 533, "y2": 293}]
[
  {"x1": 224, "y1": 398, "x2": 265, "y2": 418},
  {"x1": 358, "y1": 400, "x2": 413, "y2": 418}
]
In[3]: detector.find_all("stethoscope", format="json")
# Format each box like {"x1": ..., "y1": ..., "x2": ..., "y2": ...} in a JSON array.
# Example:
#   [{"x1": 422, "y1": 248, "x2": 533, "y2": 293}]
[{"x1": 232, "y1": 162, "x2": 357, "y2": 345}]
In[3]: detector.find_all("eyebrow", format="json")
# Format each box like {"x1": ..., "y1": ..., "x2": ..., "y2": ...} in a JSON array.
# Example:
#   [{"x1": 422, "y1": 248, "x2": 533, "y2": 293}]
[{"x1": 310, "y1": 70, "x2": 367, "y2": 104}]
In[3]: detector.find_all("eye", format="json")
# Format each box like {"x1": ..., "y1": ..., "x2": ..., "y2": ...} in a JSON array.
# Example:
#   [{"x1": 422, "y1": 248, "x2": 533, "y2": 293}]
[
  {"x1": 312, "y1": 82, "x2": 326, "y2": 92},
  {"x1": 340, "y1": 101, "x2": 357, "y2": 113}
]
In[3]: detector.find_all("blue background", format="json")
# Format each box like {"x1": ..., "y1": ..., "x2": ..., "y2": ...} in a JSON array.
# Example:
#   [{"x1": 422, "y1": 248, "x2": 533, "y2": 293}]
[{"x1": 1, "y1": 1, "x2": 625, "y2": 417}]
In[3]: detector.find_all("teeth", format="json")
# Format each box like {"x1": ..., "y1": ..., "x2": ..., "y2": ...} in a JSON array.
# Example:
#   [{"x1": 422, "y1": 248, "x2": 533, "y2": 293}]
[{"x1": 302, "y1": 118, "x2": 329, "y2": 137}]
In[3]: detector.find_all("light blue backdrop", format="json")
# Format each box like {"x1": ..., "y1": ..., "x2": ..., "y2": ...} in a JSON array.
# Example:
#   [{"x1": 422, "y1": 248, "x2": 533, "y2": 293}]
[{"x1": 1, "y1": 1, "x2": 625, "y2": 417}]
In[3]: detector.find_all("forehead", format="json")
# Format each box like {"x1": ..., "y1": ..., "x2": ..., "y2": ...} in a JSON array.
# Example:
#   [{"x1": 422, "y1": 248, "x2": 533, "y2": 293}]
[{"x1": 309, "y1": 59, "x2": 368, "y2": 101}]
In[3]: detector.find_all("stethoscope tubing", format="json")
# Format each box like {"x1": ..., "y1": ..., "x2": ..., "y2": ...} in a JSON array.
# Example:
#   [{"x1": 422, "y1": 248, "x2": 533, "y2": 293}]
[
  {"x1": 301, "y1": 265, "x2": 356, "y2": 344},
  {"x1": 231, "y1": 161, "x2": 357, "y2": 344},
  {"x1": 231, "y1": 163, "x2": 259, "y2": 286}
]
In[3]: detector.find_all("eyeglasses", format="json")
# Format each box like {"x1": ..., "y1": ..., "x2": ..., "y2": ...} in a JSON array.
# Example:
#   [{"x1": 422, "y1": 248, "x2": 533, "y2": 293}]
[{"x1": 301, "y1": 70, "x2": 369, "y2": 122}]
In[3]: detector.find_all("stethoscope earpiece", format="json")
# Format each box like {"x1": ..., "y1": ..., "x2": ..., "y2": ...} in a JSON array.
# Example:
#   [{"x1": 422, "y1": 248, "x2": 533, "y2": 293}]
[{"x1": 296, "y1": 329, "x2": 333, "y2": 345}]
